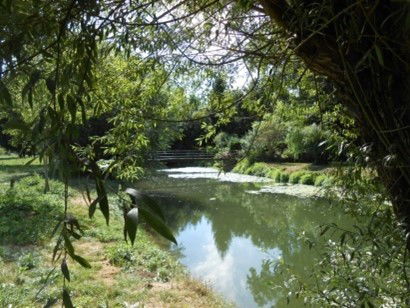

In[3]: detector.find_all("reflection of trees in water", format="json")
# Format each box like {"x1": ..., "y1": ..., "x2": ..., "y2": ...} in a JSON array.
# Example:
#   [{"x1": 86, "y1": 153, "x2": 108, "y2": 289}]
[
  {"x1": 140, "y1": 177, "x2": 348, "y2": 305},
  {"x1": 247, "y1": 260, "x2": 284, "y2": 307}
]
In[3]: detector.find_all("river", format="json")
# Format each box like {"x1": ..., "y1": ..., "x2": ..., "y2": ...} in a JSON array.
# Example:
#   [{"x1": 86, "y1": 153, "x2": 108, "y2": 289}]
[{"x1": 136, "y1": 167, "x2": 349, "y2": 307}]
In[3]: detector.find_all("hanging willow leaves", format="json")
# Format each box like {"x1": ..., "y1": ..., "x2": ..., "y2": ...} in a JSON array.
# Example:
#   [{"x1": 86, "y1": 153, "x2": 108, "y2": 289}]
[
  {"x1": 139, "y1": 208, "x2": 177, "y2": 244},
  {"x1": 95, "y1": 178, "x2": 109, "y2": 225},
  {"x1": 125, "y1": 188, "x2": 165, "y2": 220},
  {"x1": 62, "y1": 288, "x2": 74, "y2": 308},
  {"x1": 70, "y1": 253, "x2": 92, "y2": 269},
  {"x1": 63, "y1": 232, "x2": 75, "y2": 255},
  {"x1": 88, "y1": 197, "x2": 100, "y2": 219},
  {"x1": 0, "y1": 80, "x2": 12, "y2": 107},
  {"x1": 61, "y1": 259, "x2": 70, "y2": 281},
  {"x1": 125, "y1": 208, "x2": 139, "y2": 245}
]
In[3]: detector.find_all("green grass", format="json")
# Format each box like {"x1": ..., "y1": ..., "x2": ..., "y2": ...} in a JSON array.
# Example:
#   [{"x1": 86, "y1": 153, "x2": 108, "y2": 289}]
[
  {"x1": 0, "y1": 154, "x2": 42, "y2": 184},
  {"x1": 0, "y1": 154, "x2": 229, "y2": 307}
]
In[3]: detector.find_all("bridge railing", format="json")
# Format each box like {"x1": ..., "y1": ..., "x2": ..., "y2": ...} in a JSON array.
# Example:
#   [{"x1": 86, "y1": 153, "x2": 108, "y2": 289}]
[{"x1": 149, "y1": 150, "x2": 215, "y2": 161}]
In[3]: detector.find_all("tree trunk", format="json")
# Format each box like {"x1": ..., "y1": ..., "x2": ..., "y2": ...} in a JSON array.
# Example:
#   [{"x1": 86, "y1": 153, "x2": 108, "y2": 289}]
[{"x1": 259, "y1": 0, "x2": 410, "y2": 247}]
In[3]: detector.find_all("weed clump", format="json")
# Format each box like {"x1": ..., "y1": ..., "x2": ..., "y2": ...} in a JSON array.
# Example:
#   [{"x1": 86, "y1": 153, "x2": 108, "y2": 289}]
[{"x1": 106, "y1": 235, "x2": 179, "y2": 282}]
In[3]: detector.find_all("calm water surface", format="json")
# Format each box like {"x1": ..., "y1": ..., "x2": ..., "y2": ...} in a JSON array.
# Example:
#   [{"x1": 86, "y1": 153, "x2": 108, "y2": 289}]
[{"x1": 136, "y1": 168, "x2": 349, "y2": 307}]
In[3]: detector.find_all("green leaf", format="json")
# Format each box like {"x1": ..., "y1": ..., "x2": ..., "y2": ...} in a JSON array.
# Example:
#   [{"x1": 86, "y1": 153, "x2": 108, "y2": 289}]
[
  {"x1": 52, "y1": 236, "x2": 63, "y2": 262},
  {"x1": 78, "y1": 98, "x2": 87, "y2": 124},
  {"x1": 374, "y1": 45, "x2": 384, "y2": 66},
  {"x1": 4, "y1": 118, "x2": 28, "y2": 130},
  {"x1": 46, "y1": 77, "x2": 56, "y2": 94},
  {"x1": 24, "y1": 157, "x2": 37, "y2": 166},
  {"x1": 140, "y1": 208, "x2": 177, "y2": 244},
  {"x1": 62, "y1": 288, "x2": 74, "y2": 308},
  {"x1": 125, "y1": 208, "x2": 139, "y2": 246},
  {"x1": 0, "y1": 80, "x2": 12, "y2": 106},
  {"x1": 88, "y1": 197, "x2": 99, "y2": 219},
  {"x1": 141, "y1": 194, "x2": 165, "y2": 220},
  {"x1": 58, "y1": 93, "x2": 65, "y2": 111},
  {"x1": 96, "y1": 179, "x2": 109, "y2": 225},
  {"x1": 125, "y1": 188, "x2": 164, "y2": 220},
  {"x1": 22, "y1": 70, "x2": 41, "y2": 108},
  {"x1": 125, "y1": 188, "x2": 140, "y2": 204},
  {"x1": 51, "y1": 219, "x2": 63, "y2": 237},
  {"x1": 43, "y1": 298, "x2": 58, "y2": 308},
  {"x1": 61, "y1": 259, "x2": 70, "y2": 281},
  {"x1": 63, "y1": 232, "x2": 75, "y2": 255},
  {"x1": 319, "y1": 225, "x2": 330, "y2": 236},
  {"x1": 67, "y1": 95, "x2": 77, "y2": 123},
  {"x1": 70, "y1": 253, "x2": 91, "y2": 268}
]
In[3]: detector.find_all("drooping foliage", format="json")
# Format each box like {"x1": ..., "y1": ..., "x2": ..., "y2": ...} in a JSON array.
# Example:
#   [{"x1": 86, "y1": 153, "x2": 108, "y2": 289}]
[{"x1": 1, "y1": 0, "x2": 410, "y2": 306}]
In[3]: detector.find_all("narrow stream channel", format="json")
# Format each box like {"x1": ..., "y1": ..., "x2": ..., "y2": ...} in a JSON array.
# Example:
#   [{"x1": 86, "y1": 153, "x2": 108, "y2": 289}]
[{"x1": 136, "y1": 167, "x2": 349, "y2": 307}]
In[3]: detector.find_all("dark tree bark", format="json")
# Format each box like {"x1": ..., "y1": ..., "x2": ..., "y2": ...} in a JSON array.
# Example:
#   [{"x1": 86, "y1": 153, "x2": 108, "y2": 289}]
[{"x1": 259, "y1": 0, "x2": 410, "y2": 247}]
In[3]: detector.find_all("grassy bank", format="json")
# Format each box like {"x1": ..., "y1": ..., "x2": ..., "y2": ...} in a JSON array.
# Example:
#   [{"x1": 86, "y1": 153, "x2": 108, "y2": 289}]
[
  {"x1": 232, "y1": 159, "x2": 334, "y2": 186},
  {"x1": 0, "y1": 154, "x2": 229, "y2": 307}
]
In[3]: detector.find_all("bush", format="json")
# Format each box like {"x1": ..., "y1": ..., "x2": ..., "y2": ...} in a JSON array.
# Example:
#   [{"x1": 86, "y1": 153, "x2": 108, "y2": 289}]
[
  {"x1": 280, "y1": 172, "x2": 289, "y2": 183},
  {"x1": 213, "y1": 132, "x2": 242, "y2": 153},
  {"x1": 300, "y1": 173, "x2": 315, "y2": 185},
  {"x1": 233, "y1": 158, "x2": 251, "y2": 174},
  {"x1": 245, "y1": 163, "x2": 271, "y2": 177},
  {"x1": 289, "y1": 171, "x2": 308, "y2": 184},
  {"x1": 267, "y1": 169, "x2": 281, "y2": 182},
  {"x1": 284, "y1": 124, "x2": 330, "y2": 163},
  {"x1": 242, "y1": 115, "x2": 287, "y2": 161},
  {"x1": 314, "y1": 175, "x2": 328, "y2": 186},
  {"x1": 322, "y1": 176, "x2": 334, "y2": 187}
]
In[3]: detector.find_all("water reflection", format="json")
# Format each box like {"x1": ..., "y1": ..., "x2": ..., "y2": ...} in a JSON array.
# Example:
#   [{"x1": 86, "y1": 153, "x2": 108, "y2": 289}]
[{"x1": 136, "y1": 170, "x2": 347, "y2": 307}]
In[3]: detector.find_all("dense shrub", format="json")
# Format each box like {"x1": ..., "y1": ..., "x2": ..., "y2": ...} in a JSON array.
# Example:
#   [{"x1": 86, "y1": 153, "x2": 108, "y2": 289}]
[
  {"x1": 284, "y1": 124, "x2": 330, "y2": 163},
  {"x1": 233, "y1": 161, "x2": 328, "y2": 186},
  {"x1": 232, "y1": 158, "x2": 251, "y2": 174},
  {"x1": 214, "y1": 132, "x2": 242, "y2": 151},
  {"x1": 300, "y1": 173, "x2": 316, "y2": 185},
  {"x1": 289, "y1": 171, "x2": 308, "y2": 184},
  {"x1": 314, "y1": 175, "x2": 326, "y2": 186},
  {"x1": 322, "y1": 176, "x2": 334, "y2": 187},
  {"x1": 267, "y1": 169, "x2": 281, "y2": 182},
  {"x1": 314, "y1": 174, "x2": 327, "y2": 186},
  {"x1": 280, "y1": 172, "x2": 289, "y2": 183},
  {"x1": 245, "y1": 163, "x2": 271, "y2": 177},
  {"x1": 242, "y1": 115, "x2": 287, "y2": 162}
]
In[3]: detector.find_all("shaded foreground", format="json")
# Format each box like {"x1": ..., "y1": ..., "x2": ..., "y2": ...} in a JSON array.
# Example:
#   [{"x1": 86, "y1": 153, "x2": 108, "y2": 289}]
[{"x1": 0, "y1": 155, "x2": 228, "y2": 307}]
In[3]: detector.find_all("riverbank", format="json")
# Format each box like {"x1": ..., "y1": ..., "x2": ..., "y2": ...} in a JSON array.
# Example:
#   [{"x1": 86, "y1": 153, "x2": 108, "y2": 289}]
[
  {"x1": 0, "y1": 155, "x2": 229, "y2": 307},
  {"x1": 232, "y1": 159, "x2": 334, "y2": 187}
]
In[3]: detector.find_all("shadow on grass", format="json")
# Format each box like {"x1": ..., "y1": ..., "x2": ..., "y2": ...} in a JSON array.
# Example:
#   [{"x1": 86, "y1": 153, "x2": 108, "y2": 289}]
[
  {"x1": 0, "y1": 165, "x2": 43, "y2": 184},
  {"x1": 0, "y1": 185, "x2": 63, "y2": 246},
  {"x1": 308, "y1": 164, "x2": 331, "y2": 172}
]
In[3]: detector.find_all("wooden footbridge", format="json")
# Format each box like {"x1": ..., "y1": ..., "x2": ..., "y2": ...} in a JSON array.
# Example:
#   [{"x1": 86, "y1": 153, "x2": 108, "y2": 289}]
[{"x1": 150, "y1": 150, "x2": 215, "y2": 162}]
